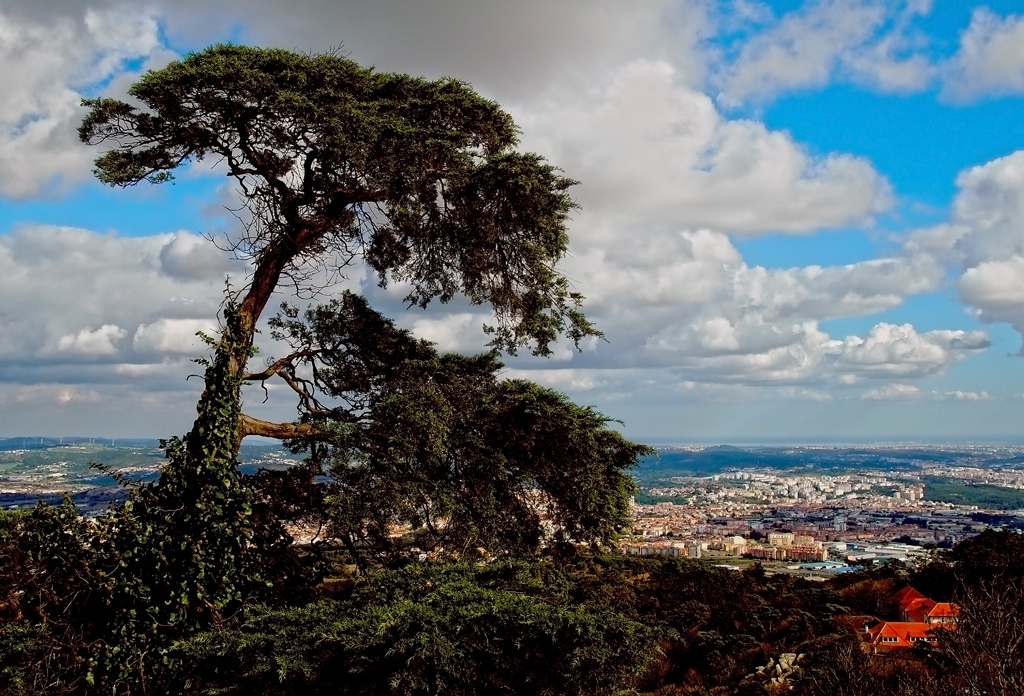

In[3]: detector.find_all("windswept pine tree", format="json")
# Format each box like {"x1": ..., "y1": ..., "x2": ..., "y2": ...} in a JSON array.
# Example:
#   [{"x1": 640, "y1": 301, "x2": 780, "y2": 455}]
[{"x1": 0, "y1": 45, "x2": 651, "y2": 693}]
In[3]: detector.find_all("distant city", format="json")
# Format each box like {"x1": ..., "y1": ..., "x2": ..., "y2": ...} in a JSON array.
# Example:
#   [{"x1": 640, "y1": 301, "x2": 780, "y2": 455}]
[
  {"x1": 3, "y1": 438, "x2": 1023, "y2": 578},
  {"x1": 625, "y1": 444, "x2": 1024, "y2": 578}
]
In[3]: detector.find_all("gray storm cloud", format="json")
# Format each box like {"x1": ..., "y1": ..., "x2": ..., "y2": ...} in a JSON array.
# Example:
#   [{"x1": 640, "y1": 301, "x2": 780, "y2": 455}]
[
  {"x1": 158, "y1": 231, "x2": 240, "y2": 281},
  {"x1": 0, "y1": 0, "x2": 698, "y2": 99}
]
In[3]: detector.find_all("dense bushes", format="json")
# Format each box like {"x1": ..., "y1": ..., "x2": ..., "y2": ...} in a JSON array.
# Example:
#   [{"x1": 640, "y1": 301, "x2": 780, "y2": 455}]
[
  {"x1": 0, "y1": 503, "x2": 850, "y2": 696},
  {"x1": 3, "y1": 498, "x2": 1024, "y2": 695},
  {"x1": 173, "y1": 554, "x2": 852, "y2": 695},
  {"x1": 177, "y1": 561, "x2": 657, "y2": 696}
]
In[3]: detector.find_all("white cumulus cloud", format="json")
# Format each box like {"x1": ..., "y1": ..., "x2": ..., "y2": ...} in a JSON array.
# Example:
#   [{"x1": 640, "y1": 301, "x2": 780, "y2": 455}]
[
  {"x1": 944, "y1": 8, "x2": 1024, "y2": 101},
  {"x1": 0, "y1": 7, "x2": 168, "y2": 197},
  {"x1": 133, "y1": 318, "x2": 219, "y2": 356},
  {"x1": 0, "y1": 226, "x2": 225, "y2": 362},
  {"x1": 56, "y1": 324, "x2": 126, "y2": 356},
  {"x1": 404, "y1": 313, "x2": 487, "y2": 354},
  {"x1": 861, "y1": 383, "x2": 920, "y2": 400},
  {"x1": 576, "y1": 227, "x2": 948, "y2": 385},
  {"x1": 832, "y1": 323, "x2": 989, "y2": 379},
  {"x1": 158, "y1": 231, "x2": 241, "y2": 280},
  {"x1": 913, "y1": 150, "x2": 1024, "y2": 351},
  {"x1": 519, "y1": 60, "x2": 892, "y2": 238},
  {"x1": 716, "y1": 0, "x2": 935, "y2": 105},
  {"x1": 943, "y1": 390, "x2": 991, "y2": 401}
]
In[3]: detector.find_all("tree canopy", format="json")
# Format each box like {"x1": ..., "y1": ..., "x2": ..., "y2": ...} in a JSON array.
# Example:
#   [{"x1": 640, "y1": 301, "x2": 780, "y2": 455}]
[
  {"x1": 80, "y1": 44, "x2": 595, "y2": 371},
  {"x1": 254, "y1": 292, "x2": 644, "y2": 565},
  {"x1": 77, "y1": 42, "x2": 645, "y2": 565}
]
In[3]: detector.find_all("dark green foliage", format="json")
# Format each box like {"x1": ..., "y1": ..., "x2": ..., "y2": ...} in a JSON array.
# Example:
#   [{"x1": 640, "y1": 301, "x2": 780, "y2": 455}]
[
  {"x1": 80, "y1": 44, "x2": 595, "y2": 356},
  {"x1": 901, "y1": 531, "x2": 1024, "y2": 694},
  {"x1": 562, "y1": 556, "x2": 847, "y2": 694},
  {"x1": 835, "y1": 576, "x2": 901, "y2": 619},
  {"x1": 0, "y1": 502, "x2": 106, "y2": 695},
  {"x1": 794, "y1": 631, "x2": 932, "y2": 696},
  {"x1": 926, "y1": 570, "x2": 1024, "y2": 695},
  {"x1": 174, "y1": 554, "x2": 859, "y2": 696},
  {"x1": 921, "y1": 475, "x2": 1024, "y2": 510},
  {"x1": 254, "y1": 293, "x2": 646, "y2": 564},
  {"x1": 947, "y1": 527, "x2": 1024, "y2": 581},
  {"x1": 5, "y1": 496, "x2": 1024, "y2": 696},
  {"x1": 906, "y1": 555, "x2": 956, "y2": 603},
  {"x1": 177, "y1": 560, "x2": 658, "y2": 696},
  {"x1": 85, "y1": 313, "x2": 282, "y2": 689},
  {"x1": 903, "y1": 528, "x2": 1024, "y2": 603}
]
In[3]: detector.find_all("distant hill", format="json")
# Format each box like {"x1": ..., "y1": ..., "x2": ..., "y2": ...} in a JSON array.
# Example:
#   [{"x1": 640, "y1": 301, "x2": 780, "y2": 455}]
[
  {"x1": 0, "y1": 437, "x2": 299, "y2": 459},
  {"x1": 633, "y1": 444, "x2": 1024, "y2": 485},
  {"x1": 0, "y1": 437, "x2": 161, "y2": 450},
  {"x1": 0, "y1": 439, "x2": 304, "y2": 513},
  {"x1": 6, "y1": 439, "x2": 1024, "y2": 511}
]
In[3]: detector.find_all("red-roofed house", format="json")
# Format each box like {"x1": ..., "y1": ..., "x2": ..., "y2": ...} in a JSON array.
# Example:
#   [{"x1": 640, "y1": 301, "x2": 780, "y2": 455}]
[
  {"x1": 893, "y1": 586, "x2": 926, "y2": 606},
  {"x1": 862, "y1": 586, "x2": 959, "y2": 653},
  {"x1": 867, "y1": 621, "x2": 938, "y2": 652},
  {"x1": 925, "y1": 602, "x2": 959, "y2": 625}
]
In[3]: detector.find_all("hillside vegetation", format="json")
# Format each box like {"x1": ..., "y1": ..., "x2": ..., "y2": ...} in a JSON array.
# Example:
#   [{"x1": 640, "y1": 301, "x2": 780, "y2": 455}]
[{"x1": 2, "y1": 511, "x2": 1022, "y2": 694}]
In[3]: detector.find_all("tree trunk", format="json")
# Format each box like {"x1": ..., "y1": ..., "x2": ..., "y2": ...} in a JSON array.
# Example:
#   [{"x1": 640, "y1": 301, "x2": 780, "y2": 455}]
[{"x1": 193, "y1": 226, "x2": 320, "y2": 457}]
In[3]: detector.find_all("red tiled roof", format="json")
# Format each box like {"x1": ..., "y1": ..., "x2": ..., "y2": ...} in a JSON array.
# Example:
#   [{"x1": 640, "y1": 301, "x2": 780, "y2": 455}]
[
  {"x1": 903, "y1": 597, "x2": 937, "y2": 623},
  {"x1": 927, "y1": 602, "x2": 959, "y2": 619},
  {"x1": 868, "y1": 621, "x2": 937, "y2": 651},
  {"x1": 893, "y1": 586, "x2": 925, "y2": 605}
]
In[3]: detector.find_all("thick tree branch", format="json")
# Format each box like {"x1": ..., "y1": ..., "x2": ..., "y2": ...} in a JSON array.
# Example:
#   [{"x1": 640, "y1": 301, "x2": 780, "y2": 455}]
[
  {"x1": 242, "y1": 351, "x2": 315, "y2": 382},
  {"x1": 239, "y1": 414, "x2": 318, "y2": 440},
  {"x1": 244, "y1": 350, "x2": 330, "y2": 416},
  {"x1": 233, "y1": 226, "x2": 315, "y2": 365}
]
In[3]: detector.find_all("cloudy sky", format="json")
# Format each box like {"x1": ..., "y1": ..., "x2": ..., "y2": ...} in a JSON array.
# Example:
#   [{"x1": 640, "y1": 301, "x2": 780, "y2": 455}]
[{"x1": 4, "y1": 0, "x2": 1024, "y2": 443}]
